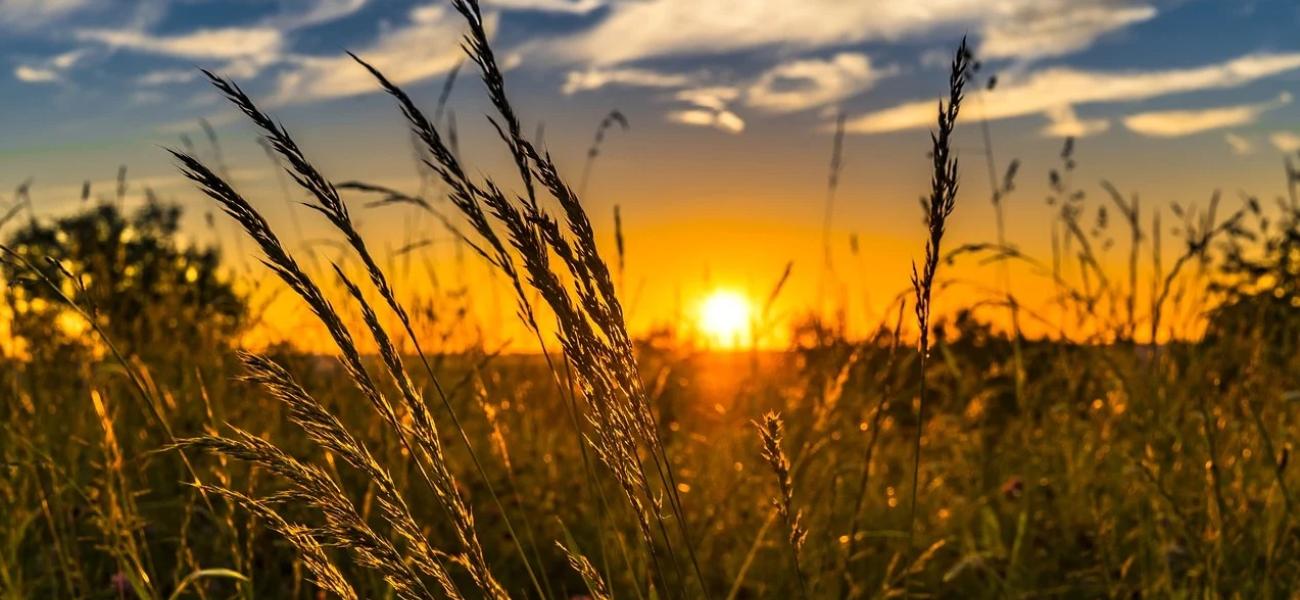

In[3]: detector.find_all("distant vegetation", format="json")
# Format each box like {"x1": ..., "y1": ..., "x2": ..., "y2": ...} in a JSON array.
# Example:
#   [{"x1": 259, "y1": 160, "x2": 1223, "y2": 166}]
[{"x1": 5, "y1": 1, "x2": 1300, "y2": 598}]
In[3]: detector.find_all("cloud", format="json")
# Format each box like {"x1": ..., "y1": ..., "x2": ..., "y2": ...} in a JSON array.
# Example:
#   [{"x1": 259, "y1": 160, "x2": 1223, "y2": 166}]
[
  {"x1": 563, "y1": 52, "x2": 895, "y2": 116},
  {"x1": 1042, "y1": 105, "x2": 1109, "y2": 137},
  {"x1": 14, "y1": 65, "x2": 58, "y2": 83},
  {"x1": 49, "y1": 48, "x2": 86, "y2": 69},
  {"x1": 485, "y1": 0, "x2": 604, "y2": 14},
  {"x1": 980, "y1": 2, "x2": 1156, "y2": 61},
  {"x1": 1123, "y1": 93, "x2": 1291, "y2": 137},
  {"x1": 667, "y1": 109, "x2": 745, "y2": 134},
  {"x1": 545, "y1": 0, "x2": 1153, "y2": 66},
  {"x1": 1224, "y1": 133, "x2": 1253, "y2": 155},
  {"x1": 667, "y1": 86, "x2": 744, "y2": 133},
  {"x1": 12, "y1": 48, "x2": 88, "y2": 84},
  {"x1": 269, "y1": 5, "x2": 474, "y2": 105},
  {"x1": 0, "y1": 0, "x2": 88, "y2": 29},
  {"x1": 675, "y1": 86, "x2": 740, "y2": 111},
  {"x1": 1271, "y1": 131, "x2": 1300, "y2": 153},
  {"x1": 844, "y1": 52, "x2": 1300, "y2": 135},
  {"x1": 745, "y1": 53, "x2": 893, "y2": 113},
  {"x1": 75, "y1": 26, "x2": 284, "y2": 61},
  {"x1": 138, "y1": 69, "x2": 200, "y2": 86},
  {"x1": 267, "y1": 0, "x2": 368, "y2": 30},
  {"x1": 562, "y1": 66, "x2": 695, "y2": 95}
]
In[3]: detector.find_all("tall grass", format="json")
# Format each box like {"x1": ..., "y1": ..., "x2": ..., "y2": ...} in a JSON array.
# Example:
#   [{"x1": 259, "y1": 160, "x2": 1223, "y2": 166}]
[
  {"x1": 907, "y1": 37, "x2": 969, "y2": 556},
  {"x1": 7, "y1": 5, "x2": 1300, "y2": 599}
]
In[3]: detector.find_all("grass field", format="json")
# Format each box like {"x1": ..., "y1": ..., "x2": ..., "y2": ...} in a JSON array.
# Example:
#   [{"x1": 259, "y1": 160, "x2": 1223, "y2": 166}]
[{"x1": 4, "y1": 2, "x2": 1300, "y2": 598}]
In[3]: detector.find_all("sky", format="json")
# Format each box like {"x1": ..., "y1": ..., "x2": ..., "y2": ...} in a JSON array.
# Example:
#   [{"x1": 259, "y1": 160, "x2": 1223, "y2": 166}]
[{"x1": 1, "y1": 0, "x2": 1299, "y2": 346}]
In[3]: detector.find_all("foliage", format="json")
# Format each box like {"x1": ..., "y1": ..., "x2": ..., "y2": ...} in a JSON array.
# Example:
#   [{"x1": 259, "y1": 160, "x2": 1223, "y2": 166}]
[{"x1": 2, "y1": 201, "x2": 244, "y2": 363}]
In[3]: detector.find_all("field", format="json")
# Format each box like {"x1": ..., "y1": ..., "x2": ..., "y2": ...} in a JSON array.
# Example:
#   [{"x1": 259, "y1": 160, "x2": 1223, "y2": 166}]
[{"x1": 4, "y1": 2, "x2": 1300, "y2": 598}]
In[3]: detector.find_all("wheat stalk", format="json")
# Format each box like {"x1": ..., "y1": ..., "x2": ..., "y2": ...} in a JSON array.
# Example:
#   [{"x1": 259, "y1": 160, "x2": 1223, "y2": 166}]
[{"x1": 907, "y1": 37, "x2": 970, "y2": 562}]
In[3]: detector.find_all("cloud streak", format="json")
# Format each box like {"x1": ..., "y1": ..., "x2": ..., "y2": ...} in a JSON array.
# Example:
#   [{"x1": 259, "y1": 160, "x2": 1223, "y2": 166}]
[
  {"x1": 269, "y1": 5, "x2": 474, "y2": 105},
  {"x1": 75, "y1": 26, "x2": 284, "y2": 60},
  {"x1": 545, "y1": 0, "x2": 1154, "y2": 65},
  {"x1": 746, "y1": 53, "x2": 894, "y2": 113},
  {"x1": 1123, "y1": 93, "x2": 1292, "y2": 137},
  {"x1": 485, "y1": 0, "x2": 604, "y2": 14},
  {"x1": 0, "y1": 0, "x2": 89, "y2": 30},
  {"x1": 980, "y1": 2, "x2": 1155, "y2": 60},
  {"x1": 667, "y1": 87, "x2": 745, "y2": 133},
  {"x1": 562, "y1": 66, "x2": 696, "y2": 94},
  {"x1": 845, "y1": 52, "x2": 1300, "y2": 134},
  {"x1": 12, "y1": 48, "x2": 87, "y2": 84},
  {"x1": 1271, "y1": 132, "x2": 1300, "y2": 153}
]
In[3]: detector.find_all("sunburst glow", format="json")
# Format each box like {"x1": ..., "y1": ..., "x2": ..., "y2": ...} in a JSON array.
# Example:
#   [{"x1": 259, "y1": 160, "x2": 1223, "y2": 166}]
[{"x1": 697, "y1": 289, "x2": 752, "y2": 348}]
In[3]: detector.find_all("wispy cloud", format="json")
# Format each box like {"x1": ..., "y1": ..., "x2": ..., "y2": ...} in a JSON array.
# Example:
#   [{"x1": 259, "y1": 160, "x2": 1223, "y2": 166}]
[
  {"x1": 266, "y1": 0, "x2": 369, "y2": 30},
  {"x1": 71, "y1": 0, "x2": 364, "y2": 84},
  {"x1": 561, "y1": 66, "x2": 696, "y2": 95},
  {"x1": 269, "y1": 5, "x2": 473, "y2": 105},
  {"x1": 0, "y1": 0, "x2": 89, "y2": 30},
  {"x1": 667, "y1": 109, "x2": 745, "y2": 134},
  {"x1": 1224, "y1": 132, "x2": 1253, "y2": 155},
  {"x1": 745, "y1": 53, "x2": 894, "y2": 113},
  {"x1": 75, "y1": 26, "x2": 284, "y2": 61},
  {"x1": 138, "y1": 69, "x2": 200, "y2": 86},
  {"x1": 980, "y1": 2, "x2": 1156, "y2": 61},
  {"x1": 845, "y1": 52, "x2": 1300, "y2": 135},
  {"x1": 667, "y1": 87, "x2": 744, "y2": 133},
  {"x1": 546, "y1": 0, "x2": 1153, "y2": 66},
  {"x1": 1271, "y1": 131, "x2": 1300, "y2": 153},
  {"x1": 14, "y1": 65, "x2": 59, "y2": 83},
  {"x1": 485, "y1": 0, "x2": 604, "y2": 14},
  {"x1": 1123, "y1": 93, "x2": 1291, "y2": 137},
  {"x1": 12, "y1": 48, "x2": 88, "y2": 84},
  {"x1": 1042, "y1": 105, "x2": 1110, "y2": 137}
]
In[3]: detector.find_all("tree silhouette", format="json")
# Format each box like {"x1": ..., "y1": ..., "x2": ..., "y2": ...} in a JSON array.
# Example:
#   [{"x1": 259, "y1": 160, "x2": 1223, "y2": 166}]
[{"x1": 3, "y1": 200, "x2": 245, "y2": 364}]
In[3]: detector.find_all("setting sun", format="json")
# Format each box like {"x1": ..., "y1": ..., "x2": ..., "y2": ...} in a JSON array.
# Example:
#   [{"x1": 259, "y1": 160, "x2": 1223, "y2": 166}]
[{"x1": 697, "y1": 289, "x2": 752, "y2": 348}]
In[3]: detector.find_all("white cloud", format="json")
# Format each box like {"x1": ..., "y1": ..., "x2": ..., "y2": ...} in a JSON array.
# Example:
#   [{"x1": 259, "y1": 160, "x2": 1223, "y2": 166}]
[
  {"x1": 0, "y1": 0, "x2": 88, "y2": 29},
  {"x1": 75, "y1": 26, "x2": 284, "y2": 61},
  {"x1": 1042, "y1": 105, "x2": 1109, "y2": 137},
  {"x1": 1123, "y1": 93, "x2": 1291, "y2": 137},
  {"x1": 1271, "y1": 131, "x2": 1300, "y2": 153},
  {"x1": 49, "y1": 48, "x2": 86, "y2": 69},
  {"x1": 675, "y1": 86, "x2": 740, "y2": 111},
  {"x1": 562, "y1": 66, "x2": 695, "y2": 95},
  {"x1": 666, "y1": 86, "x2": 745, "y2": 133},
  {"x1": 12, "y1": 48, "x2": 87, "y2": 84},
  {"x1": 14, "y1": 65, "x2": 58, "y2": 83},
  {"x1": 138, "y1": 69, "x2": 199, "y2": 86},
  {"x1": 485, "y1": 0, "x2": 603, "y2": 14},
  {"x1": 267, "y1": 0, "x2": 368, "y2": 30},
  {"x1": 980, "y1": 3, "x2": 1156, "y2": 61},
  {"x1": 845, "y1": 52, "x2": 1300, "y2": 134},
  {"x1": 269, "y1": 5, "x2": 475, "y2": 105},
  {"x1": 1224, "y1": 133, "x2": 1253, "y2": 155},
  {"x1": 745, "y1": 53, "x2": 893, "y2": 113},
  {"x1": 667, "y1": 108, "x2": 745, "y2": 134},
  {"x1": 545, "y1": 0, "x2": 1153, "y2": 65}
]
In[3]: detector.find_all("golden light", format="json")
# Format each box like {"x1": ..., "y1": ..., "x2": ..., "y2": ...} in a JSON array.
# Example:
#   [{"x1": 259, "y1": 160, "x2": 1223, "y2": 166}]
[{"x1": 697, "y1": 289, "x2": 752, "y2": 349}]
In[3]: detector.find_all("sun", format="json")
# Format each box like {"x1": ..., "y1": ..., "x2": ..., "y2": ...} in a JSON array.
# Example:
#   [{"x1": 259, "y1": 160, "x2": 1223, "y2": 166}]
[{"x1": 697, "y1": 289, "x2": 752, "y2": 349}]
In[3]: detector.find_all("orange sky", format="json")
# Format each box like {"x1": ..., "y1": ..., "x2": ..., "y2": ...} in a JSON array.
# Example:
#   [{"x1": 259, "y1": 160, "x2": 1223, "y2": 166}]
[{"x1": 2, "y1": 1, "x2": 1298, "y2": 352}]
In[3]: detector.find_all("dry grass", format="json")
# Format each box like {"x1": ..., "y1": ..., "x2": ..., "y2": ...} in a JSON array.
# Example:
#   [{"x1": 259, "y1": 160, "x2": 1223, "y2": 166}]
[{"x1": 6, "y1": 3, "x2": 1300, "y2": 599}]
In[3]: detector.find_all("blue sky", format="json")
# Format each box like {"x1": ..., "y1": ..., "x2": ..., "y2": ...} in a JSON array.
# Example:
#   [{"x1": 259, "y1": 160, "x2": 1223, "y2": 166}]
[
  {"x1": 3, "y1": 1, "x2": 1297, "y2": 151},
  {"x1": 2, "y1": 0, "x2": 1299, "y2": 338}
]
